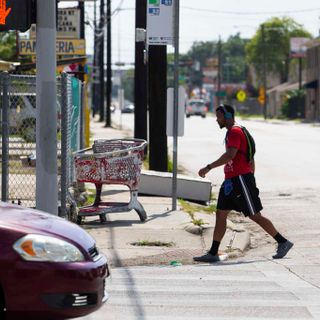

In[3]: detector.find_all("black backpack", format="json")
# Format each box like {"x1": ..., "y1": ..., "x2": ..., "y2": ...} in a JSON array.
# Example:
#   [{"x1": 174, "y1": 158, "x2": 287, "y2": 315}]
[{"x1": 240, "y1": 126, "x2": 256, "y2": 162}]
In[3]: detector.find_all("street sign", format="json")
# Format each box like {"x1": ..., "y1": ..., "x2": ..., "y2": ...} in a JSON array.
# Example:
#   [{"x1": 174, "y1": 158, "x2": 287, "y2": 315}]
[
  {"x1": 0, "y1": 0, "x2": 35, "y2": 32},
  {"x1": 30, "y1": 8, "x2": 81, "y2": 39},
  {"x1": 236, "y1": 90, "x2": 247, "y2": 102},
  {"x1": 215, "y1": 91, "x2": 226, "y2": 97},
  {"x1": 18, "y1": 39, "x2": 86, "y2": 56},
  {"x1": 258, "y1": 87, "x2": 265, "y2": 105},
  {"x1": 147, "y1": 0, "x2": 174, "y2": 45},
  {"x1": 258, "y1": 95, "x2": 265, "y2": 105},
  {"x1": 290, "y1": 37, "x2": 310, "y2": 58}
]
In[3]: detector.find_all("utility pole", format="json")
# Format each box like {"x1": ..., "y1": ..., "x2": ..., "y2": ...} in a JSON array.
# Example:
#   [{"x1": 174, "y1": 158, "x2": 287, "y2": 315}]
[
  {"x1": 92, "y1": 0, "x2": 98, "y2": 116},
  {"x1": 298, "y1": 57, "x2": 302, "y2": 90},
  {"x1": 105, "y1": 0, "x2": 112, "y2": 127},
  {"x1": 171, "y1": 0, "x2": 180, "y2": 210},
  {"x1": 134, "y1": 0, "x2": 147, "y2": 141},
  {"x1": 217, "y1": 36, "x2": 222, "y2": 107},
  {"x1": 148, "y1": 45, "x2": 168, "y2": 172},
  {"x1": 261, "y1": 24, "x2": 267, "y2": 120},
  {"x1": 78, "y1": 1, "x2": 85, "y2": 82},
  {"x1": 36, "y1": 0, "x2": 58, "y2": 215},
  {"x1": 99, "y1": 0, "x2": 105, "y2": 122}
]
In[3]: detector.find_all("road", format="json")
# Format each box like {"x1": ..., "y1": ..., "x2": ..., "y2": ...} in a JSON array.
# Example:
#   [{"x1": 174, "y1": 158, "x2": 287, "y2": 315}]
[{"x1": 80, "y1": 113, "x2": 320, "y2": 320}]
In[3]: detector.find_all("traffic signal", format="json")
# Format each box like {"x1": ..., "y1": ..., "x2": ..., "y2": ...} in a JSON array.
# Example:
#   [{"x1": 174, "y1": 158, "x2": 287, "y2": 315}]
[{"x1": 0, "y1": 0, "x2": 36, "y2": 32}]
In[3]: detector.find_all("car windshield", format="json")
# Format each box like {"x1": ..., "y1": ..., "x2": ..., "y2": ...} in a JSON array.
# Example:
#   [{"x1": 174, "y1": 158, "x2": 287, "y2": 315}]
[{"x1": 189, "y1": 101, "x2": 204, "y2": 106}]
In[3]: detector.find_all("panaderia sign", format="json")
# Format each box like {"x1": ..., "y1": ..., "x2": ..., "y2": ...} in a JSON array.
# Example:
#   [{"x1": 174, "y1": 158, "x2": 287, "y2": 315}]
[{"x1": 18, "y1": 39, "x2": 86, "y2": 56}]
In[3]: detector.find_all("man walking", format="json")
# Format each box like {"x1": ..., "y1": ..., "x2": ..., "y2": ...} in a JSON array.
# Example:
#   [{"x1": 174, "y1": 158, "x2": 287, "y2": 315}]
[{"x1": 194, "y1": 104, "x2": 293, "y2": 263}]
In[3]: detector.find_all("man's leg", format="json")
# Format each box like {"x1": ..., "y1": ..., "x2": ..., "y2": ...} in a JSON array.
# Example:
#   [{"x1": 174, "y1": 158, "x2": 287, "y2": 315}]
[
  {"x1": 249, "y1": 212, "x2": 278, "y2": 237},
  {"x1": 249, "y1": 213, "x2": 293, "y2": 259},
  {"x1": 211, "y1": 209, "x2": 230, "y2": 249},
  {"x1": 193, "y1": 209, "x2": 229, "y2": 262}
]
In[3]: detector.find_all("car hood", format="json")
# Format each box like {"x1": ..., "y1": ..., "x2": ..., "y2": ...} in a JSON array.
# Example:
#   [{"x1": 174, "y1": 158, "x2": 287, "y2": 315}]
[{"x1": 0, "y1": 202, "x2": 95, "y2": 250}]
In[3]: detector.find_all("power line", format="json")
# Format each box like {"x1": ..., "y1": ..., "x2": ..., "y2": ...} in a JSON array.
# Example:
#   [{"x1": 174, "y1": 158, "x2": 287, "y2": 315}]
[{"x1": 182, "y1": 6, "x2": 320, "y2": 16}]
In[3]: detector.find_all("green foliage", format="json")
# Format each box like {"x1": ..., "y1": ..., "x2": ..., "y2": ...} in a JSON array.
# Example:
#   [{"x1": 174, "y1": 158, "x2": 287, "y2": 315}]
[
  {"x1": 246, "y1": 17, "x2": 312, "y2": 83},
  {"x1": 281, "y1": 89, "x2": 305, "y2": 119},
  {"x1": 131, "y1": 240, "x2": 174, "y2": 247},
  {"x1": 180, "y1": 33, "x2": 249, "y2": 88},
  {"x1": 0, "y1": 32, "x2": 17, "y2": 61}
]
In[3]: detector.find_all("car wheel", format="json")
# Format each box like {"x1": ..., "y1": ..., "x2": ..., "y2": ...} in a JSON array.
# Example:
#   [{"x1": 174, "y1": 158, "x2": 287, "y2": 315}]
[
  {"x1": 21, "y1": 119, "x2": 36, "y2": 142},
  {"x1": 186, "y1": 114, "x2": 190, "y2": 118},
  {"x1": 202, "y1": 114, "x2": 206, "y2": 118}
]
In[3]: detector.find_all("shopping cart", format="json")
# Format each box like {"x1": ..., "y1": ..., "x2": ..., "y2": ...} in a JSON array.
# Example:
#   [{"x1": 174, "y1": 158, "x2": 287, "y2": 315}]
[{"x1": 74, "y1": 138, "x2": 147, "y2": 224}]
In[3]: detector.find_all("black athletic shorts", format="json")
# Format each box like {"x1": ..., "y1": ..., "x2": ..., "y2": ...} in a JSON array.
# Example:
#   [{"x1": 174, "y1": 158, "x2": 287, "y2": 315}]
[{"x1": 217, "y1": 173, "x2": 263, "y2": 216}]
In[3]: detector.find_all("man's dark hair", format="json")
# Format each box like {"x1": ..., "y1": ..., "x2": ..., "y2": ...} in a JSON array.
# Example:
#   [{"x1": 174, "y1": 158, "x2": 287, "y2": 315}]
[{"x1": 216, "y1": 104, "x2": 235, "y2": 119}]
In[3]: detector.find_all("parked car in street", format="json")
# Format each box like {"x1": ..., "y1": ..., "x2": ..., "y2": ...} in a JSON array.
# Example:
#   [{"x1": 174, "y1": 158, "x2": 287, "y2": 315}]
[
  {"x1": 0, "y1": 202, "x2": 110, "y2": 320},
  {"x1": 185, "y1": 99, "x2": 208, "y2": 118}
]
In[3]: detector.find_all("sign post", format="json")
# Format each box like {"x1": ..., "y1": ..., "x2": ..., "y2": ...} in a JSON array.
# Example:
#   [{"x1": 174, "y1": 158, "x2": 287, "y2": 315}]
[
  {"x1": 146, "y1": 0, "x2": 180, "y2": 211},
  {"x1": 172, "y1": 0, "x2": 180, "y2": 211}
]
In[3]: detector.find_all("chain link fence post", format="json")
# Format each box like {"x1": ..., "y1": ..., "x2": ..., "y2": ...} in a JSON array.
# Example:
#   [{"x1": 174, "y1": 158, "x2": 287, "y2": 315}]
[
  {"x1": 1, "y1": 72, "x2": 9, "y2": 202},
  {"x1": 60, "y1": 72, "x2": 69, "y2": 217}
]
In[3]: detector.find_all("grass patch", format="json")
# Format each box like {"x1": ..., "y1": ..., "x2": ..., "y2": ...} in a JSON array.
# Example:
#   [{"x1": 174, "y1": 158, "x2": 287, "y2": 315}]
[
  {"x1": 179, "y1": 199, "x2": 216, "y2": 227},
  {"x1": 81, "y1": 192, "x2": 96, "y2": 206},
  {"x1": 179, "y1": 199, "x2": 216, "y2": 215},
  {"x1": 131, "y1": 240, "x2": 174, "y2": 247}
]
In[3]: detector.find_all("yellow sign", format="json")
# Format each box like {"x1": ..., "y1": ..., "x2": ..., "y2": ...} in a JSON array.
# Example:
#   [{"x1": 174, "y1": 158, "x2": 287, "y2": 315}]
[
  {"x1": 258, "y1": 95, "x2": 265, "y2": 105},
  {"x1": 258, "y1": 87, "x2": 266, "y2": 105},
  {"x1": 0, "y1": 1, "x2": 11, "y2": 25},
  {"x1": 18, "y1": 39, "x2": 86, "y2": 56},
  {"x1": 236, "y1": 90, "x2": 247, "y2": 102}
]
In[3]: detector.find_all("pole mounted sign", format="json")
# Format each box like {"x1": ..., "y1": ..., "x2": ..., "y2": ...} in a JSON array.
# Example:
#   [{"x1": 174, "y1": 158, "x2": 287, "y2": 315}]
[
  {"x1": 146, "y1": 0, "x2": 174, "y2": 45},
  {"x1": 0, "y1": 0, "x2": 35, "y2": 32},
  {"x1": 18, "y1": 39, "x2": 86, "y2": 56}
]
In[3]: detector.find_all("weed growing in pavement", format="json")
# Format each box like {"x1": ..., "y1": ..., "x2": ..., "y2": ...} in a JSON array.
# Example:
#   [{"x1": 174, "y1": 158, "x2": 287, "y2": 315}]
[
  {"x1": 131, "y1": 240, "x2": 175, "y2": 247},
  {"x1": 179, "y1": 199, "x2": 216, "y2": 215},
  {"x1": 179, "y1": 199, "x2": 216, "y2": 227}
]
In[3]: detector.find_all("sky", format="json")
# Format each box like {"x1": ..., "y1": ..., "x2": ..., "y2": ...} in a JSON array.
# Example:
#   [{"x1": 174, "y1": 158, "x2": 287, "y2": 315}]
[{"x1": 60, "y1": 0, "x2": 320, "y2": 64}]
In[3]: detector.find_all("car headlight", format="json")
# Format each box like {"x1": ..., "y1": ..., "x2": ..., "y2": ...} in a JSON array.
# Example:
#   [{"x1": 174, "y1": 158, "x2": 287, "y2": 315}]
[{"x1": 13, "y1": 234, "x2": 85, "y2": 262}]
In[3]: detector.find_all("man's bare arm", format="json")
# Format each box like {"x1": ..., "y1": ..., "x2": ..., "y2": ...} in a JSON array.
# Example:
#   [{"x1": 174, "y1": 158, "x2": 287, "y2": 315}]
[{"x1": 198, "y1": 147, "x2": 237, "y2": 178}]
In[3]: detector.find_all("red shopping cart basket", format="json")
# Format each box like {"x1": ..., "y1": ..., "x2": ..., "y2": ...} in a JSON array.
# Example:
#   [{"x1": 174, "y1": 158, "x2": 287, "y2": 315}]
[{"x1": 74, "y1": 139, "x2": 147, "y2": 224}]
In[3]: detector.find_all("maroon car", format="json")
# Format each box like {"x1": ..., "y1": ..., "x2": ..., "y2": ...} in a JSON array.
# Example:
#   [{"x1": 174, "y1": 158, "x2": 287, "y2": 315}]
[{"x1": 0, "y1": 202, "x2": 109, "y2": 320}]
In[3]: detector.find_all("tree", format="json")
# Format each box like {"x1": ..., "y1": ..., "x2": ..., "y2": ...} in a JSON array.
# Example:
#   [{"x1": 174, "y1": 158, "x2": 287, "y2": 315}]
[
  {"x1": 0, "y1": 31, "x2": 17, "y2": 61},
  {"x1": 246, "y1": 17, "x2": 312, "y2": 84},
  {"x1": 221, "y1": 34, "x2": 249, "y2": 83},
  {"x1": 181, "y1": 35, "x2": 249, "y2": 89}
]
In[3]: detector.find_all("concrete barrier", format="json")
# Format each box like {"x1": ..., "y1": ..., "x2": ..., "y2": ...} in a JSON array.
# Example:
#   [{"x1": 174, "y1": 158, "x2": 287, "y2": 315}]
[{"x1": 139, "y1": 170, "x2": 212, "y2": 203}]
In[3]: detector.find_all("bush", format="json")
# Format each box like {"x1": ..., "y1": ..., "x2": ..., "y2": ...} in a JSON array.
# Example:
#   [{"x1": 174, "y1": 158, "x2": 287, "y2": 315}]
[{"x1": 281, "y1": 89, "x2": 305, "y2": 119}]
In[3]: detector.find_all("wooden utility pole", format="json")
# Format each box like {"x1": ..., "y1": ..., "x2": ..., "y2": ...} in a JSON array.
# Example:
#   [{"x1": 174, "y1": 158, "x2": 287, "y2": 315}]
[
  {"x1": 148, "y1": 45, "x2": 168, "y2": 172},
  {"x1": 105, "y1": 0, "x2": 112, "y2": 127},
  {"x1": 134, "y1": 0, "x2": 147, "y2": 141},
  {"x1": 99, "y1": 0, "x2": 105, "y2": 122}
]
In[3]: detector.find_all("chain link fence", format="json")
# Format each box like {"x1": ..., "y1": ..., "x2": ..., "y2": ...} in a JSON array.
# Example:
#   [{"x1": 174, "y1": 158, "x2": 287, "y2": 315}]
[{"x1": 0, "y1": 72, "x2": 84, "y2": 217}]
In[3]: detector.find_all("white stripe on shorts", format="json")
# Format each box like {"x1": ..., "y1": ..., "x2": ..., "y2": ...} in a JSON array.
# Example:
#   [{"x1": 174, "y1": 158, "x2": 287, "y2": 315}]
[{"x1": 239, "y1": 175, "x2": 256, "y2": 216}]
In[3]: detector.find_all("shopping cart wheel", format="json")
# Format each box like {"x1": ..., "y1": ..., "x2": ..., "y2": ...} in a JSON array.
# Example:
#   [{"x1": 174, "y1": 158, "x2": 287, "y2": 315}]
[
  {"x1": 135, "y1": 203, "x2": 147, "y2": 222},
  {"x1": 100, "y1": 214, "x2": 107, "y2": 224}
]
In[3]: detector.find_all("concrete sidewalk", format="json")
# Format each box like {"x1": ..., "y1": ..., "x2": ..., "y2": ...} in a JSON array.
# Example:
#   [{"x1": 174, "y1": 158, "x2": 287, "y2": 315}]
[{"x1": 80, "y1": 117, "x2": 250, "y2": 267}]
